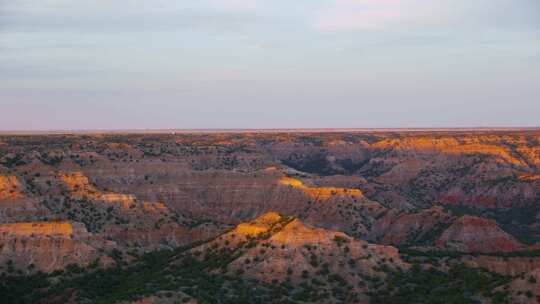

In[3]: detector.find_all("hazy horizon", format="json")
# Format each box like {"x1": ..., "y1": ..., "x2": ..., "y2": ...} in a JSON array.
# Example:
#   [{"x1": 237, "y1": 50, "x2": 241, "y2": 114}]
[
  {"x1": 1, "y1": 1, "x2": 539, "y2": 130},
  {"x1": 2, "y1": 127, "x2": 540, "y2": 136}
]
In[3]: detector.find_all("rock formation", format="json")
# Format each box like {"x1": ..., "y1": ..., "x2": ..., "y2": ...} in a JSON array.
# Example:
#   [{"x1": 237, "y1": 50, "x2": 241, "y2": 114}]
[
  {"x1": 436, "y1": 215, "x2": 524, "y2": 252},
  {"x1": 0, "y1": 221, "x2": 116, "y2": 273},
  {"x1": 191, "y1": 212, "x2": 408, "y2": 303},
  {"x1": 0, "y1": 176, "x2": 22, "y2": 200}
]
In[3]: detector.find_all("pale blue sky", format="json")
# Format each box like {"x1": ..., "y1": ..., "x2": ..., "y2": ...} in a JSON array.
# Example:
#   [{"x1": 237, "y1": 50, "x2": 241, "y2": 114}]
[{"x1": 1, "y1": 0, "x2": 539, "y2": 130}]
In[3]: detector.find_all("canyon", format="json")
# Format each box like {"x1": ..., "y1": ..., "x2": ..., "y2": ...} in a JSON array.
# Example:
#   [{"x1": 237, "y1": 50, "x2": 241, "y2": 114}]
[{"x1": 0, "y1": 130, "x2": 539, "y2": 303}]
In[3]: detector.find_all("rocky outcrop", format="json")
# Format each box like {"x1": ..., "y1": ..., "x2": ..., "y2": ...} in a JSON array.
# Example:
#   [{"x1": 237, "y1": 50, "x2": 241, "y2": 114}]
[
  {"x1": 278, "y1": 176, "x2": 363, "y2": 201},
  {"x1": 58, "y1": 171, "x2": 136, "y2": 207},
  {"x1": 0, "y1": 176, "x2": 22, "y2": 200},
  {"x1": 0, "y1": 175, "x2": 50, "y2": 223},
  {"x1": 436, "y1": 215, "x2": 524, "y2": 252},
  {"x1": 519, "y1": 173, "x2": 540, "y2": 181},
  {"x1": 0, "y1": 221, "x2": 116, "y2": 273},
  {"x1": 0, "y1": 221, "x2": 75, "y2": 236}
]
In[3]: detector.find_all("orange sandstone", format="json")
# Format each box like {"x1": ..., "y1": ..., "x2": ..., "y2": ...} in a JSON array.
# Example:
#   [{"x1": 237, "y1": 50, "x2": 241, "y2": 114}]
[
  {"x1": 0, "y1": 221, "x2": 74, "y2": 236},
  {"x1": 234, "y1": 212, "x2": 282, "y2": 236},
  {"x1": 59, "y1": 171, "x2": 136, "y2": 207},
  {"x1": 516, "y1": 146, "x2": 540, "y2": 166},
  {"x1": 142, "y1": 201, "x2": 168, "y2": 211},
  {"x1": 270, "y1": 218, "x2": 350, "y2": 245},
  {"x1": 371, "y1": 137, "x2": 526, "y2": 166},
  {"x1": 278, "y1": 177, "x2": 363, "y2": 200},
  {"x1": 518, "y1": 173, "x2": 540, "y2": 181},
  {"x1": 0, "y1": 176, "x2": 23, "y2": 200},
  {"x1": 58, "y1": 172, "x2": 100, "y2": 196}
]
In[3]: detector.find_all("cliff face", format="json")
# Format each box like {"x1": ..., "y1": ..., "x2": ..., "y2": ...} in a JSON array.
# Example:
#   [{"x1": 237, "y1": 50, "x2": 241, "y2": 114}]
[
  {"x1": 436, "y1": 215, "x2": 524, "y2": 252},
  {"x1": 0, "y1": 221, "x2": 74, "y2": 236},
  {"x1": 0, "y1": 175, "x2": 49, "y2": 223},
  {"x1": 369, "y1": 206, "x2": 454, "y2": 245},
  {"x1": 278, "y1": 176, "x2": 363, "y2": 200},
  {"x1": 0, "y1": 221, "x2": 116, "y2": 272},
  {"x1": 58, "y1": 171, "x2": 136, "y2": 207}
]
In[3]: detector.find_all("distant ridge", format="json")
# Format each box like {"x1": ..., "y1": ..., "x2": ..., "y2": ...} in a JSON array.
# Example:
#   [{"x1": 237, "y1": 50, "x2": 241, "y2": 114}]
[{"x1": 1, "y1": 127, "x2": 539, "y2": 135}]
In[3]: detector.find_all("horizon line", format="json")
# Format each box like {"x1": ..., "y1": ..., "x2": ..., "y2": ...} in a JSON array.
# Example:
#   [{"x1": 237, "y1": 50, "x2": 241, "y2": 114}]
[{"x1": 1, "y1": 127, "x2": 540, "y2": 135}]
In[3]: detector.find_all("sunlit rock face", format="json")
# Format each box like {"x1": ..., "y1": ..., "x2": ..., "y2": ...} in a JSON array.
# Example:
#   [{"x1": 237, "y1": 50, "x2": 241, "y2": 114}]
[
  {"x1": 58, "y1": 171, "x2": 98, "y2": 195},
  {"x1": 278, "y1": 177, "x2": 363, "y2": 200},
  {"x1": 0, "y1": 221, "x2": 116, "y2": 272},
  {"x1": 519, "y1": 173, "x2": 540, "y2": 181},
  {"x1": 58, "y1": 171, "x2": 136, "y2": 207},
  {"x1": 0, "y1": 175, "x2": 49, "y2": 223},
  {"x1": 0, "y1": 176, "x2": 23, "y2": 200},
  {"x1": 371, "y1": 137, "x2": 527, "y2": 166},
  {"x1": 234, "y1": 211, "x2": 282, "y2": 236},
  {"x1": 0, "y1": 221, "x2": 75, "y2": 236}
]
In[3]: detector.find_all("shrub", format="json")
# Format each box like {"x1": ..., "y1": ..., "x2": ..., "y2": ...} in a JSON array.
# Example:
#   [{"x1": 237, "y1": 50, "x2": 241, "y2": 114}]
[{"x1": 333, "y1": 236, "x2": 349, "y2": 246}]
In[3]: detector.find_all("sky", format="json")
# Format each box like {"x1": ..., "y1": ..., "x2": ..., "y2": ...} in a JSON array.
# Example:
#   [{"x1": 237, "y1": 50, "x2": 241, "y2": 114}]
[{"x1": 1, "y1": 0, "x2": 539, "y2": 130}]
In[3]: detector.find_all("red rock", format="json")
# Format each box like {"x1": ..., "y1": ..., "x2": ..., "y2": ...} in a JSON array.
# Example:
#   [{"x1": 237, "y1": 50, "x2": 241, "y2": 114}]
[
  {"x1": 370, "y1": 207, "x2": 453, "y2": 245},
  {"x1": 436, "y1": 215, "x2": 523, "y2": 252}
]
